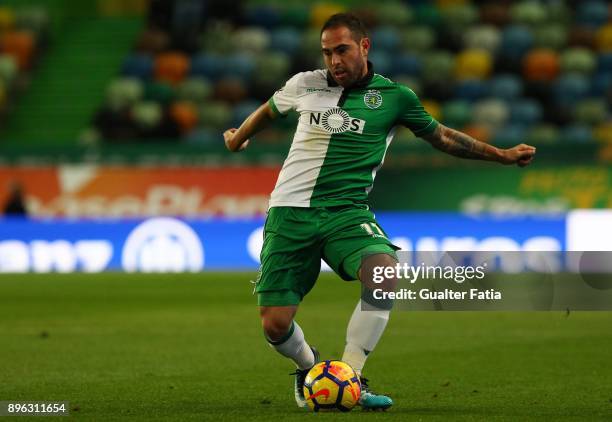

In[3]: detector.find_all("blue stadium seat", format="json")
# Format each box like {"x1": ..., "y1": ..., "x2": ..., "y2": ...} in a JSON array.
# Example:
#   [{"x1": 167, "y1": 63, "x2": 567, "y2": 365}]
[
  {"x1": 576, "y1": 1, "x2": 609, "y2": 29},
  {"x1": 368, "y1": 51, "x2": 392, "y2": 77},
  {"x1": 121, "y1": 54, "x2": 153, "y2": 80},
  {"x1": 270, "y1": 27, "x2": 301, "y2": 56},
  {"x1": 489, "y1": 74, "x2": 522, "y2": 101},
  {"x1": 509, "y1": 99, "x2": 543, "y2": 126},
  {"x1": 455, "y1": 80, "x2": 488, "y2": 101},
  {"x1": 190, "y1": 53, "x2": 225, "y2": 80},
  {"x1": 224, "y1": 53, "x2": 255, "y2": 81},
  {"x1": 231, "y1": 100, "x2": 260, "y2": 128},
  {"x1": 500, "y1": 25, "x2": 533, "y2": 60},
  {"x1": 245, "y1": 5, "x2": 280, "y2": 29},
  {"x1": 371, "y1": 27, "x2": 401, "y2": 52},
  {"x1": 554, "y1": 74, "x2": 590, "y2": 105},
  {"x1": 562, "y1": 124, "x2": 594, "y2": 143},
  {"x1": 492, "y1": 124, "x2": 526, "y2": 146},
  {"x1": 392, "y1": 53, "x2": 421, "y2": 77}
]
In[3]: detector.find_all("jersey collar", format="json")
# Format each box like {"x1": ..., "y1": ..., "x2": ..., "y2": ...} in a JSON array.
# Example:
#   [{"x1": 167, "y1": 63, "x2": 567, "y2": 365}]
[{"x1": 326, "y1": 61, "x2": 374, "y2": 89}]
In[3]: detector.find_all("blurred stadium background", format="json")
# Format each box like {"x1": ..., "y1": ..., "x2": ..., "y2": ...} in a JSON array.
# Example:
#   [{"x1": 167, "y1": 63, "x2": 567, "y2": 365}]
[{"x1": 0, "y1": 0, "x2": 610, "y2": 268}]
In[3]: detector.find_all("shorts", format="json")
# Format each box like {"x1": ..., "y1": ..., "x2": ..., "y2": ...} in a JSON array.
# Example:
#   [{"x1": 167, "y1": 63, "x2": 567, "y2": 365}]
[{"x1": 256, "y1": 205, "x2": 399, "y2": 306}]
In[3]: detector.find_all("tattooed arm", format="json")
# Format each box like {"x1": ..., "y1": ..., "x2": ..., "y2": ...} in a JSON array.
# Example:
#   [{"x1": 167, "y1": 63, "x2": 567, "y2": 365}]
[{"x1": 421, "y1": 124, "x2": 536, "y2": 167}]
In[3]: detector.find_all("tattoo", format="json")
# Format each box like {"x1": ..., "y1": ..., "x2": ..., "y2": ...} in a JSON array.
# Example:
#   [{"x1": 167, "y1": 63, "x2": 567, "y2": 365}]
[{"x1": 423, "y1": 125, "x2": 497, "y2": 161}]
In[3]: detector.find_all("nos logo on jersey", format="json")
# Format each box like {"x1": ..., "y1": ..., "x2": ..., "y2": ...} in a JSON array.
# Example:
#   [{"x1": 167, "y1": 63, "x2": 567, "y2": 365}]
[{"x1": 309, "y1": 107, "x2": 365, "y2": 134}]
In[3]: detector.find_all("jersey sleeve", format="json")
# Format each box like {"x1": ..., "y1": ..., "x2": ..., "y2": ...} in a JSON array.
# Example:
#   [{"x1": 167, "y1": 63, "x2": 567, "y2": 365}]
[
  {"x1": 268, "y1": 73, "x2": 301, "y2": 117},
  {"x1": 396, "y1": 85, "x2": 439, "y2": 136}
]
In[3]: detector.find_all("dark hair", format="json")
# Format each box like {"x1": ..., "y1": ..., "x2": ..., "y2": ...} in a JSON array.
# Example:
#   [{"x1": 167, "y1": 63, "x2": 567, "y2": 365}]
[{"x1": 320, "y1": 13, "x2": 368, "y2": 42}]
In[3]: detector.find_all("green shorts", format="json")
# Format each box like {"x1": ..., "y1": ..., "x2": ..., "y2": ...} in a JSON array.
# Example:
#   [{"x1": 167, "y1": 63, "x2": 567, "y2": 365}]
[{"x1": 256, "y1": 206, "x2": 399, "y2": 306}]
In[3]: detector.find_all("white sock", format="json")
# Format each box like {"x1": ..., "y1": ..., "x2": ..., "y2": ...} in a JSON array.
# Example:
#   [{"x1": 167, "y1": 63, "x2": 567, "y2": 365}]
[
  {"x1": 268, "y1": 321, "x2": 315, "y2": 370},
  {"x1": 342, "y1": 300, "x2": 390, "y2": 376}
]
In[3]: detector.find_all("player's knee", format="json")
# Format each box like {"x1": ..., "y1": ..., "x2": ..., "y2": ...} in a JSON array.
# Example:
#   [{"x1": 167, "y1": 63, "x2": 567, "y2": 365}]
[{"x1": 260, "y1": 308, "x2": 293, "y2": 342}]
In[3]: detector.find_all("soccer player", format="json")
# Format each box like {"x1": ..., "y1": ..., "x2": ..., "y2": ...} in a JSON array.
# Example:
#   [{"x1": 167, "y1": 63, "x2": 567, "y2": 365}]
[{"x1": 223, "y1": 13, "x2": 535, "y2": 410}]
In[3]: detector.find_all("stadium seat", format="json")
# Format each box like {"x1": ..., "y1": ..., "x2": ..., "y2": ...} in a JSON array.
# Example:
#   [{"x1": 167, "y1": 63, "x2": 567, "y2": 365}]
[
  {"x1": 311, "y1": 3, "x2": 346, "y2": 28},
  {"x1": 231, "y1": 100, "x2": 260, "y2": 128},
  {"x1": 280, "y1": 5, "x2": 309, "y2": 28},
  {"x1": 121, "y1": 54, "x2": 154, "y2": 80},
  {"x1": 440, "y1": 4, "x2": 478, "y2": 31},
  {"x1": 254, "y1": 52, "x2": 290, "y2": 86},
  {"x1": 144, "y1": 81, "x2": 176, "y2": 104},
  {"x1": 198, "y1": 101, "x2": 231, "y2": 129},
  {"x1": 560, "y1": 47, "x2": 596, "y2": 75},
  {"x1": 595, "y1": 24, "x2": 612, "y2": 51},
  {"x1": 492, "y1": 124, "x2": 526, "y2": 146},
  {"x1": 523, "y1": 49, "x2": 559, "y2": 81},
  {"x1": 132, "y1": 101, "x2": 163, "y2": 130},
  {"x1": 401, "y1": 26, "x2": 436, "y2": 52},
  {"x1": 0, "y1": 54, "x2": 17, "y2": 84},
  {"x1": 368, "y1": 51, "x2": 392, "y2": 76},
  {"x1": 553, "y1": 74, "x2": 590, "y2": 104},
  {"x1": 441, "y1": 100, "x2": 472, "y2": 128},
  {"x1": 455, "y1": 79, "x2": 487, "y2": 101},
  {"x1": 509, "y1": 99, "x2": 542, "y2": 126},
  {"x1": 421, "y1": 99, "x2": 441, "y2": 121},
  {"x1": 0, "y1": 30, "x2": 35, "y2": 70},
  {"x1": 170, "y1": 101, "x2": 198, "y2": 134},
  {"x1": 527, "y1": 124, "x2": 559, "y2": 144},
  {"x1": 568, "y1": 26, "x2": 596, "y2": 49},
  {"x1": 135, "y1": 28, "x2": 171, "y2": 54},
  {"x1": 421, "y1": 50, "x2": 455, "y2": 82},
  {"x1": 576, "y1": 1, "x2": 609, "y2": 29},
  {"x1": 454, "y1": 49, "x2": 492, "y2": 80},
  {"x1": 224, "y1": 53, "x2": 255, "y2": 81},
  {"x1": 371, "y1": 26, "x2": 401, "y2": 52},
  {"x1": 534, "y1": 24, "x2": 567, "y2": 50},
  {"x1": 574, "y1": 99, "x2": 608, "y2": 125},
  {"x1": 0, "y1": 7, "x2": 14, "y2": 32},
  {"x1": 464, "y1": 25, "x2": 501, "y2": 53},
  {"x1": 489, "y1": 74, "x2": 522, "y2": 101},
  {"x1": 561, "y1": 124, "x2": 594, "y2": 143},
  {"x1": 594, "y1": 122, "x2": 612, "y2": 143},
  {"x1": 472, "y1": 99, "x2": 509, "y2": 128},
  {"x1": 154, "y1": 52, "x2": 190, "y2": 85},
  {"x1": 376, "y1": 2, "x2": 413, "y2": 27},
  {"x1": 213, "y1": 77, "x2": 248, "y2": 104},
  {"x1": 245, "y1": 4, "x2": 280, "y2": 29},
  {"x1": 511, "y1": 1, "x2": 547, "y2": 26},
  {"x1": 15, "y1": 6, "x2": 49, "y2": 36},
  {"x1": 106, "y1": 78, "x2": 144, "y2": 111},
  {"x1": 500, "y1": 25, "x2": 534, "y2": 60},
  {"x1": 461, "y1": 123, "x2": 490, "y2": 143},
  {"x1": 270, "y1": 27, "x2": 302, "y2": 55},
  {"x1": 392, "y1": 53, "x2": 421, "y2": 77},
  {"x1": 175, "y1": 77, "x2": 212, "y2": 103},
  {"x1": 190, "y1": 53, "x2": 224, "y2": 80},
  {"x1": 480, "y1": 3, "x2": 510, "y2": 27},
  {"x1": 232, "y1": 27, "x2": 270, "y2": 54}
]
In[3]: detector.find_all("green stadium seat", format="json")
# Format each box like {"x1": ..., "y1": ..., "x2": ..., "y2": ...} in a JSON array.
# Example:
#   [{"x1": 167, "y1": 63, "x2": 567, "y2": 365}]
[
  {"x1": 442, "y1": 100, "x2": 472, "y2": 129},
  {"x1": 132, "y1": 101, "x2": 162, "y2": 130},
  {"x1": 472, "y1": 99, "x2": 509, "y2": 128},
  {"x1": 464, "y1": 25, "x2": 501, "y2": 53},
  {"x1": 560, "y1": 48, "x2": 597, "y2": 75},
  {"x1": 198, "y1": 101, "x2": 231, "y2": 129},
  {"x1": 0, "y1": 54, "x2": 17, "y2": 85},
  {"x1": 175, "y1": 77, "x2": 212, "y2": 104},
  {"x1": 375, "y1": 2, "x2": 412, "y2": 27},
  {"x1": 527, "y1": 124, "x2": 559, "y2": 144},
  {"x1": 534, "y1": 24, "x2": 567, "y2": 50},
  {"x1": 574, "y1": 99, "x2": 608, "y2": 125},
  {"x1": 106, "y1": 78, "x2": 144, "y2": 111},
  {"x1": 401, "y1": 26, "x2": 435, "y2": 53},
  {"x1": 144, "y1": 81, "x2": 176, "y2": 104},
  {"x1": 421, "y1": 50, "x2": 454, "y2": 82},
  {"x1": 511, "y1": 1, "x2": 548, "y2": 26}
]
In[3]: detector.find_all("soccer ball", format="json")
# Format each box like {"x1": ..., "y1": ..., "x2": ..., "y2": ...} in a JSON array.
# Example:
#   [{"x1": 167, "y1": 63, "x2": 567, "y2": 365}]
[{"x1": 303, "y1": 360, "x2": 361, "y2": 412}]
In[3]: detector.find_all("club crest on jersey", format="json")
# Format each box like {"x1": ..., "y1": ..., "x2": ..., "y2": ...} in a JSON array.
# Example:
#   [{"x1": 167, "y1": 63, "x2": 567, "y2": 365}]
[
  {"x1": 364, "y1": 90, "x2": 382, "y2": 109},
  {"x1": 308, "y1": 107, "x2": 365, "y2": 134}
]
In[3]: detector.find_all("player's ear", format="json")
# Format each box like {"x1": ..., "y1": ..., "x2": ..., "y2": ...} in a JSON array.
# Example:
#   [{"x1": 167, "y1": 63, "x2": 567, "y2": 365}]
[{"x1": 360, "y1": 37, "x2": 370, "y2": 56}]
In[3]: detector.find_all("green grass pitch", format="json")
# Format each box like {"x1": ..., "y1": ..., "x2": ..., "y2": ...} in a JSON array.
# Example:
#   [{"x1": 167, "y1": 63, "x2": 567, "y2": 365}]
[{"x1": 1, "y1": 273, "x2": 611, "y2": 421}]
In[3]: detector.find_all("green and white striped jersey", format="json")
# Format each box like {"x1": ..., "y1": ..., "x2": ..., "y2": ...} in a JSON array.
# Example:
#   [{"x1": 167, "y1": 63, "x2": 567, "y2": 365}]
[{"x1": 268, "y1": 63, "x2": 438, "y2": 208}]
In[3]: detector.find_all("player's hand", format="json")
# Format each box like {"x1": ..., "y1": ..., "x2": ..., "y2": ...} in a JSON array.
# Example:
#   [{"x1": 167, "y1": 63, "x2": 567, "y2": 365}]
[
  {"x1": 501, "y1": 144, "x2": 536, "y2": 167},
  {"x1": 223, "y1": 128, "x2": 250, "y2": 152}
]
